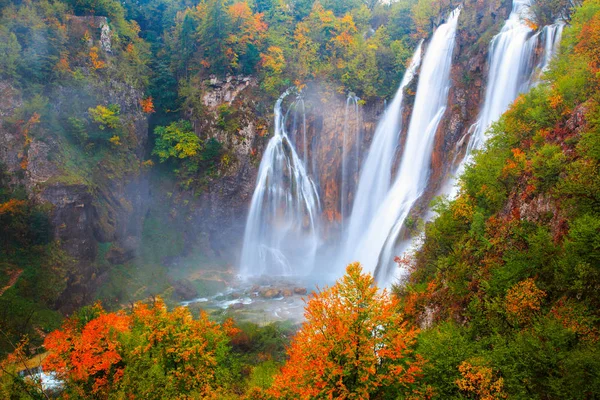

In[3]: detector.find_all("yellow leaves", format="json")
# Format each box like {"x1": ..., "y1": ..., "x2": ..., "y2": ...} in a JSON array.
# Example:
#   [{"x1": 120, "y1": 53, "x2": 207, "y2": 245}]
[
  {"x1": 109, "y1": 135, "x2": 122, "y2": 146},
  {"x1": 261, "y1": 46, "x2": 285, "y2": 74},
  {"x1": 451, "y1": 195, "x2": 475, "y2": 223}
]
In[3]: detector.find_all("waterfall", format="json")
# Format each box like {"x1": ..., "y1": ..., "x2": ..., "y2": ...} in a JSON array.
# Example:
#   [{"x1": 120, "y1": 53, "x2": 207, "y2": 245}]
[
  {"x1": 445, "y1": 0, "x2": 564, "y2": 201},
  {"x1": 288, "y1": 97, "x2": 308, "y2": 167},
  {"x1": 340, "y1": 93, "x2": 361, "y2": 233},
  {"x1": 538, "y1": 22, "x2": 565, "y2": 73},
  {"x1": 342, "y1": 41, "x2": 423, "y2": 263},
  {"x1": 239, "y1": 90, "x2": 321, "y2": 278},
  {"x1": 348, "y1": 8, "x2": 461, "y2": 278}
]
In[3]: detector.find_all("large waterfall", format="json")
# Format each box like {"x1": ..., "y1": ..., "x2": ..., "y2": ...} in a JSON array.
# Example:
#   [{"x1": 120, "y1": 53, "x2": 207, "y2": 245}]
[
  {"x1": 239, "y1": 90, "x2": 320, "y2": 278},
  {"x1": 239, "y1": 0, "x2": 565, "y2": 284},
  {"x1": 348, "y1": 8, "x2": 461, "y2": 278},
  {"x1": 445, "y1": 0, "x2": 564, "y2": 200},
  {"x1": 341, "y1": 41, "x2": 423, "y2": 268}
]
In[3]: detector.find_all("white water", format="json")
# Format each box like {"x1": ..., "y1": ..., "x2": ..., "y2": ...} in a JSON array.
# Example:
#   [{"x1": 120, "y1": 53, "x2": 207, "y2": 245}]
[
  {"x1": 445, "y1": 1, "x2": 564, "y2": 200},
  {"x1": 239, "y1": 90, "x2": 321, "y2": 278},
  {"x1": 340, "y1": 94, "x2": 361, "y2": 232},
  {"x1": 348, "y1": 8, "x2": 461, "y2": 278},
  {"x1": 539, "y1": 23, "x2": 564, "y2": 73},
  {"x1": 341, "y1": 42, "x2": 423, "y2": 265}
]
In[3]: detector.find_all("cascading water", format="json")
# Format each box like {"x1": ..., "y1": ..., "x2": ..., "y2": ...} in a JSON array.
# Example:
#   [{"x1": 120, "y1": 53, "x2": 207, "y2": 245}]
[
  {"x1": 341, "y1": 42, "x2": 423, "y2": 262},
  {"x1": 445, "y1": 0, "x2": 564, "y2": 200},
  {"x1": 346, "y1": 8, "x2": 461, "y2": 279},
  {"x1": 340, "y1": 93, "x2": 361, "y2": 233},
  {"x1": 538, "y1": 22, "x2": 564, "y2": 73},
  {"x1": 239, "y1": 90, "x2": 321, "y2": 278},
  {"x1": 288, "y1": 97, "x2": 309, "y2": 167}
]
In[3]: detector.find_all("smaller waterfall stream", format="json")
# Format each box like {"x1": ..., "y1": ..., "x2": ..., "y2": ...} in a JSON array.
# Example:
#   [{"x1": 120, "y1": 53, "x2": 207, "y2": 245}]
[
  {"x1": 349, "y1": 8, "x2": 461, "y2": 278},
  {"x1": 341, "y1": 41, "x2": 423, "y2": 265},
  {"x1": 340, "y1": 94, "x2": 361, "y2": 233},
  {"x1": 240, "y1": 90, "x2": 321, "y2": 278}
]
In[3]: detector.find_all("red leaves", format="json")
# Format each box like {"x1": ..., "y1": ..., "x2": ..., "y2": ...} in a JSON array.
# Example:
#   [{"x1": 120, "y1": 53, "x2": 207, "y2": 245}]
[{"x1": 44, "y1": 309, "x2": 131, "y2": 396}]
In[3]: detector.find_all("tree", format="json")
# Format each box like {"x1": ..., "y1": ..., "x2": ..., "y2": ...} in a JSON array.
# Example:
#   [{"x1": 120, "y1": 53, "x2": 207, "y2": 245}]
[
  {"x1": 89, "y1": 104, "x2": 121, "y2": 130},
  {"x1": 269, "y1": 263, "x2": 424, "y2": 399},
  {"x1": 198, "y1": 0, "x2": 233, "y2": 75},
  {"x1": 43, "y1": 304, "x2": 131, "y2": 397},
  {"x1": 152, "y1": 120, "x2": 201, "y2": 162}
]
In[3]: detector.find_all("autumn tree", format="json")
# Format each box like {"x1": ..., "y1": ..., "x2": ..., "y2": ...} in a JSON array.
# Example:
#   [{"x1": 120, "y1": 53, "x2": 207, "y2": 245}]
[
  {"x1": 227, "y1": 1, "x2": 268, "y2": 74},
  {"x1": 43, "y1": 304, "x2": 131, "y2": 397},
  {"x1": 269, "y1": 263, "x2": 423, "y2": 399},
  {"x1": 115, "y1": 298, "x2": 237, "y2": 398},
  {"x1": 152, "y1": 120, "x2": 201, "y2": 162}
]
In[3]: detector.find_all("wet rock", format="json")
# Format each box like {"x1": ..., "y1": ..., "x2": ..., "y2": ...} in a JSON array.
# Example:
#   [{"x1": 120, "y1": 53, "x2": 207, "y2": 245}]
[
  {"x1": 170, "y1": 278, "x2": 199, "y2": 302},
  {"x1": 282, "y1": 289, "x2": 293, "y2": 297},
  {"x1": 229, "y1": 302, "x2": 244, "y2": 310},
  {"x1": 294, "y1": 287, "x2": 308, "y2": 295},
  {"x1": 260, "y1": 288, "x2": 281, "y2": 298}
]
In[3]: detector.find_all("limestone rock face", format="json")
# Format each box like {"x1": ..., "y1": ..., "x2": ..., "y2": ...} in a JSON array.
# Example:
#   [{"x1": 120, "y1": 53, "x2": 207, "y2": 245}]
[{"x1": 203, "y1": 75, "x2": 255, "y2": 108}]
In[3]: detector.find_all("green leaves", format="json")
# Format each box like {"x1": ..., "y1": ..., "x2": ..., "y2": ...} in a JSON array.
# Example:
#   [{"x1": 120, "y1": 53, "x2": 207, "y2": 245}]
[{"x1": 152, "y1": 120, "x2": 201, "y2": 162}]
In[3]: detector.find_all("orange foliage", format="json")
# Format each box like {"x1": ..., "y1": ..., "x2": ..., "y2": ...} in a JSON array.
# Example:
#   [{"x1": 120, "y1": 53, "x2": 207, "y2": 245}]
[
  {"x1": 269, "y1": 263, "x2": 423, "y2": 399},
  {"x1": 0, "y1": 199, "x2": 26, "y2": 215},
  {"x1": 548, "y1": 92, "x2": 563, "y2": 109},
  {"x1": 55, "y1": 56, "x2": 72, "y2": 74},
  {"x1": 89, "y1": 46, "x2": 106, "y2": 70},
  {"x1": 227, "y1": 1, "x2": 268, "y2": 67},
  {"x1": 44, "y1": 305, "x2": 131, "y2": 397},
  {"x1": 456, "y1": 360, "x2": 507, "y2": 399},
  {"x1": 140, "y1": 97, "x2": 155, "y2": 113},
  {"x1": 575, "y1": 14, "x2": 600, "y2": 72},
  {"x1": 505, "y1": 278, "x2": 546, "y2": 325},
  {"x1": 261, "y1": 46, "x2": 285, "y2": 74},
  {"x1": 43, "y1": 298, "x2": 237, "y2": 398}
]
